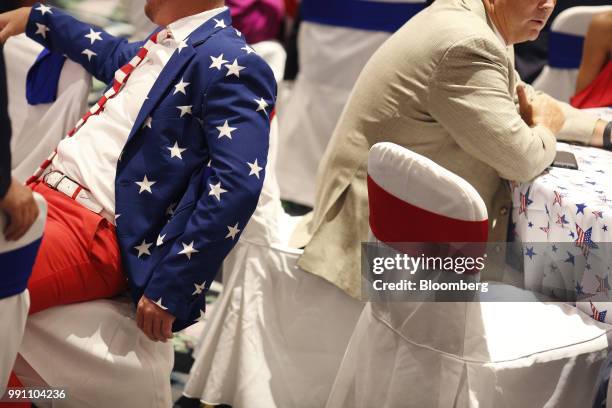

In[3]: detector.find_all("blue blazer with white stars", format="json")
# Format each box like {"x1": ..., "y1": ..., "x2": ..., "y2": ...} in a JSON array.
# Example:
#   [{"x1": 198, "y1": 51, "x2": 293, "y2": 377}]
[{"x1": 26, "y1": 3, "x2": 276, "y2": 330}]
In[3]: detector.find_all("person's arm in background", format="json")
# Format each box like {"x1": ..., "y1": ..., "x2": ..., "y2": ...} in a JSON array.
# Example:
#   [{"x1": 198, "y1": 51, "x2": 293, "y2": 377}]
[
  {"x1": 575, "y1": 11, "x2": 612, "y2": 94},
  {"x1": 0, "y1": 31, "x2": 38, "y2": 241}
]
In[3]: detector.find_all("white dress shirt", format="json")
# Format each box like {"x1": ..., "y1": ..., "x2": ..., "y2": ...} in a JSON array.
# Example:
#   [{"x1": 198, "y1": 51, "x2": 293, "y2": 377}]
[{"x1": 51, "y1": 7, "x2": 227, "y2": 223}]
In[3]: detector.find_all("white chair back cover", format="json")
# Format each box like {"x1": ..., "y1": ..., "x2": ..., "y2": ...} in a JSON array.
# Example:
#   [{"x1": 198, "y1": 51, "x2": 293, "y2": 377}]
[
  {"x1": 4, "y1": 34, "x2": 91, "y2": 183},
  {"x1": 276, "y1": 22, "x2": 392, "y2": 207},
  {"x1": 276, "y1": 0, "x2": 427, "y2": 206},
  {"x1": 251, "y1": 41, "x2": 286, "y2": 83},
  {"x1": 366, "y1": 141, "x2": 488, "y2": 241},
  {"x1": 325, "y1": 142, "x2": 612, "y2": 408},
  {"x1": 532, "y1": 6, "x2": 612, "y2": 103}
]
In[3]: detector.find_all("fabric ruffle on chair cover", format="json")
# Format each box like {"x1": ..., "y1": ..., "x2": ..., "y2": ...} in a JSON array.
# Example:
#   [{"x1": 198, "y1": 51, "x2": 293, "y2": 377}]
[{"x1": 183, "y1": 240, "x2": 362, "y2": 408}]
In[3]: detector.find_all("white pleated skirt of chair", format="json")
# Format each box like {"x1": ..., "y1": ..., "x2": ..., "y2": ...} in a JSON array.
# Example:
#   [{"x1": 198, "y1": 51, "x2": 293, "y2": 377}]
[
  {"x1": 15, "y1": 296, "x2": 174, "y2": 408},
  {"x1": 326, "y1": 284, "x2": 612, "y2": 408},
  {"x1": 183, "y1": 239, "x2": 364, "y2": 408}
]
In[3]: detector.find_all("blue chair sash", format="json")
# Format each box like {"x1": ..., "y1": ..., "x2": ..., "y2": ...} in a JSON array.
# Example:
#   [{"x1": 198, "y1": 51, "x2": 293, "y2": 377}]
[
  {"x1": 26, "y1": 48, "x2": 66, "y2": 105},
  {"x1": 301, "y1": 0, "x2": 427, "y2": 33},
  {"x1": 548, "y1": 31, "x2": 584, "y2": 69},
  {"x1": 0, "y1": 238, "x2": 41, "y2": 299}
]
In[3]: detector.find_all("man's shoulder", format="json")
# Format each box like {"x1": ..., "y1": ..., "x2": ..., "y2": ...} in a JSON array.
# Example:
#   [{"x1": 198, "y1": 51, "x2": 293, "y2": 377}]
[
  {"x1": 191, "y1": 26, "x2": 274, "y2": 80},
  {"x1": 405, "y1": 0, "x2": 502, "y2": 55}
]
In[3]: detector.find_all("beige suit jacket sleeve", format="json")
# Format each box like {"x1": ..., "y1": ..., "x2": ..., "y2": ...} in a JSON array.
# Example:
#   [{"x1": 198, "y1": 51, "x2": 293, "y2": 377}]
[
  {"x1": 516, "y1": 72, "x2": 599, "y2": 145},
  {"x1": 429, "y1": 36, "x2": 557, "y2": 183}
]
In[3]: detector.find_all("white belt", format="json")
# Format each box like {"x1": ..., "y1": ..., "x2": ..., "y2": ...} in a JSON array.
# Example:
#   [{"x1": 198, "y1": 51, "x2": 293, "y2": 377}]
[{"x1": 43, "y1": 171, "x2": 103, "y2": 214}]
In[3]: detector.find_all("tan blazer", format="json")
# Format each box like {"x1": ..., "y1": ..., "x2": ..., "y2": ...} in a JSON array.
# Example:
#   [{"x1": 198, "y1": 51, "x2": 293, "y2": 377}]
[{"x1": 294, "y1": 0, "x2": 599, "y2": 299}]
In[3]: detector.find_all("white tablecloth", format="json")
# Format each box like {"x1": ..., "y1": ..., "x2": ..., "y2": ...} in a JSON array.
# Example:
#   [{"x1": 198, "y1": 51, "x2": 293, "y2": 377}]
[{"x1": 513, "y1": 108, "x2": 612, "y2": 323}]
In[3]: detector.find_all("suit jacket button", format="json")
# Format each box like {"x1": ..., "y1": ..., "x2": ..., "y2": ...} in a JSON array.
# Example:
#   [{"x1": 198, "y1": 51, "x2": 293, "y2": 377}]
[{"x1": 500, "y1": 207, "x2": 508, "y2": 216}]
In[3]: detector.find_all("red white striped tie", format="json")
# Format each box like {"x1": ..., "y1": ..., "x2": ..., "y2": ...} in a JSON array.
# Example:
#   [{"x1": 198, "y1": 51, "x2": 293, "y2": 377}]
[{"x1": 27, "y1": 28, "x2": 173, "y2": 185}]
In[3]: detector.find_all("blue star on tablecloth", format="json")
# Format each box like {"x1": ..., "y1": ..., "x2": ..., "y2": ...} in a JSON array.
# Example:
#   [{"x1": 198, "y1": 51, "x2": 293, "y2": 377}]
[{"x1": 525, "y1": 246, "x2": 537, "y2": 260}]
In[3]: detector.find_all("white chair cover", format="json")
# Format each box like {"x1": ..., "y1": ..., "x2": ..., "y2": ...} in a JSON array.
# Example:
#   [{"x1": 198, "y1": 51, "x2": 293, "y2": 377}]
[
  {"x1": 183, "y1": 241, "x2": 362, "y2": 408},
  {"x1": 532, "y1": 6, "x2": 612, "y2": 103},
  {"x1": 183, "y1": 115, "x2": 363, "y2": 408},
  {"x1": 276, "y1": 22, "x2": 391, "y2": 206},
  {"x1": 251, "y1": 41, "x2": 286, "y2": 84},
  {"x1": 326, "y1": 142, "x2": 612, "y2": 408},
  {"x1": 276, "y1": 0, "x2": 427, "y2": 207},
  {"x1": 4, "y1": 34, "x2": 91, "y2": 183},
  {"x1": 16, "y1": 297, "x2": 174, "y2": 408},
  {"x1": 0, "y1": 193, "x2": 47, "y2": 395}
]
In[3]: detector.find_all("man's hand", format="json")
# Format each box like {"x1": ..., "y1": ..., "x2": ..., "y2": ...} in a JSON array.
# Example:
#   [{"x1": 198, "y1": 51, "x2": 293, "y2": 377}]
[
  {"x1": 0, "y1": 178, "x2": 39, "y2": 241},
  {"x1": 517, "y1": 85, "x2": 565, "y2": 135},
  {"x1": 136, "y1": 295, "x2": 175, "y2": 342},
  {"x1": 0, "y1": 7, "x2": 30, "y2": 44}
]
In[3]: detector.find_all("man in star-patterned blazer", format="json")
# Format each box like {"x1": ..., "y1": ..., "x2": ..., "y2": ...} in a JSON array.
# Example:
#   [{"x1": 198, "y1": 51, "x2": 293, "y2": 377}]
[{"x1": 0, "y1": 0, "x2": 276, "y2": 341}]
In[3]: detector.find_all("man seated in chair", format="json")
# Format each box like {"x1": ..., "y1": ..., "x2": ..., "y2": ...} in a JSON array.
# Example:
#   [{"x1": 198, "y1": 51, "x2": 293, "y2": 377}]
[
  {"x1": 293, "y1": 0, "x2": 612, "y2": 299},
  {"x1": 0, "y1": 0, "x2": 276, "y2": 341}
]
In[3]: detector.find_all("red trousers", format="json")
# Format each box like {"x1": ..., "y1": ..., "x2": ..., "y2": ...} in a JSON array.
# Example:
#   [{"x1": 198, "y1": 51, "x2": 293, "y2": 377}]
[
  {"x1": 2, "y1": 182, "x2": 127, "y2": 407},
  {"x1": 28, "y1": 181, "x2": 127, "y2": 313}
]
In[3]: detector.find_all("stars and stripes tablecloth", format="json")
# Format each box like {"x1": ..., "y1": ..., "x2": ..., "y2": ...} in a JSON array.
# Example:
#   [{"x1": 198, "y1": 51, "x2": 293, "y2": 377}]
[{"x1": 512, "y1": 108, "x2": 612, "y2": 324}]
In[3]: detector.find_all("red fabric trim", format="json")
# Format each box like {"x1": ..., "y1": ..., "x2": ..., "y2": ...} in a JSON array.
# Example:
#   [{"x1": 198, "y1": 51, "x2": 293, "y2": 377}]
[
  {"x1": 136, "y1": 47, "x2": 149, "y2": 60},
  {"x1": 285, "y1": 0, "x2": 299, "y2": 19},
  {"x1": 367, "y1": 175, "x2": 488, "y2": 243},
  {"x1": 71, "y1": 185, "x2": 83, "y2": 200}
]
